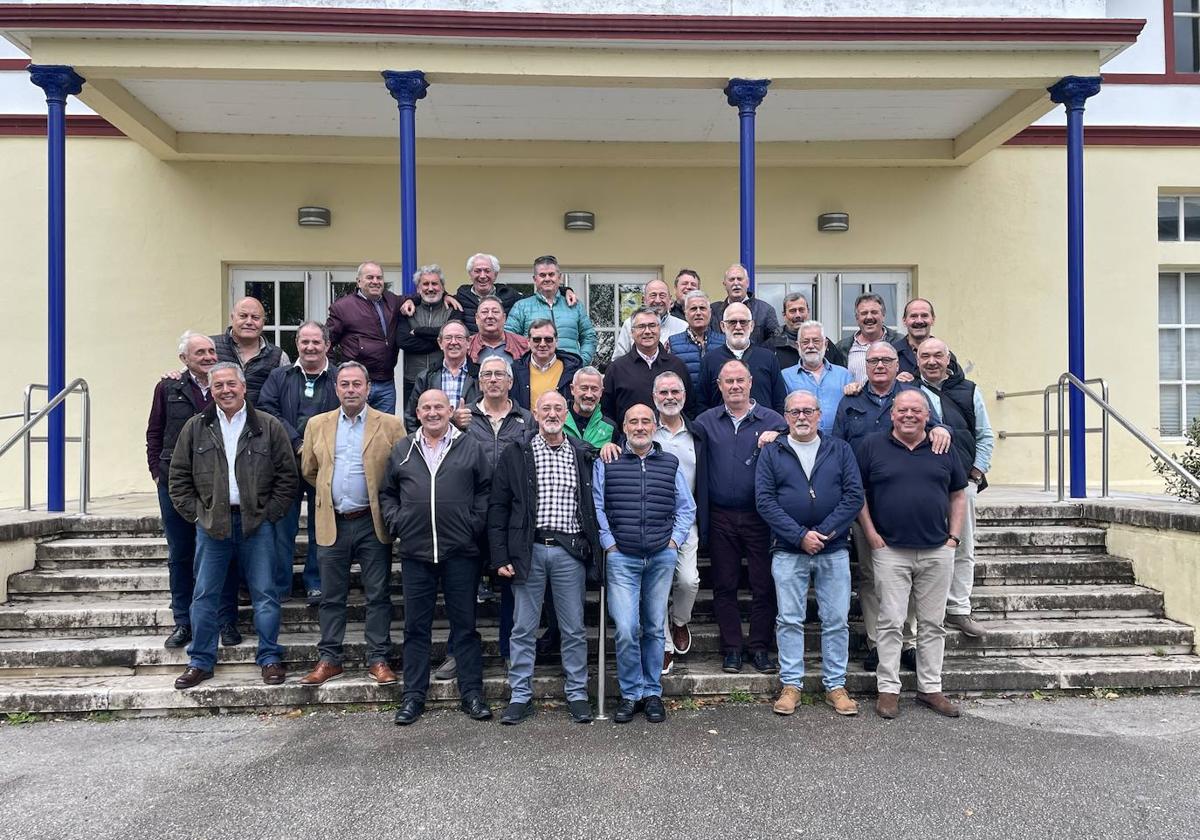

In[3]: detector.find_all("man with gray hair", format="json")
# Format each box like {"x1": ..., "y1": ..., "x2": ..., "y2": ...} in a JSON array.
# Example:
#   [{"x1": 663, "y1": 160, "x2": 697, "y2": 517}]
[
  {"x1": 564, "y1": 366, "x2": 615, "y2": 448},
  {"x1": 710, "y1": 263, "x2": 780, "y2": 346},
  {"x1": 395, "y1": 264, "x2": 465, "y2": 407},
  {"x1": 611, "y1": 278, "x2": 688, "y2": 360},
  {"x1": 668, "y1": 290, "x2": 726, "y2": 395},
  {"x1": 455, "y1": 253, "x2": 522, "y2": 329},
  {"x1": 146, "y1": 330, "x2": 237, "y2": 649},
  {"x1": 169, "y1": 362, "x2": 297, "y2": 689},
  {"x1": 769, "y1": 292, "x2": 846, "y2": 371},
  {"x1": 781, "y1": 321, "x2": 853, "y2": 434},
  {"x1": 326, "y1": 260, "x2": 402, "y2": 414}
]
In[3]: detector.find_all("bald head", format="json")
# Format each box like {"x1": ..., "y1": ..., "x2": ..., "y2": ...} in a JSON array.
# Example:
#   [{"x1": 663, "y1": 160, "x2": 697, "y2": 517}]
[
  {"x1": 917, "y1": 337, "x2": 951, "y2": 385},
  {"x1": 229, "y1": 297, "x2": 266, "y2": 343}
]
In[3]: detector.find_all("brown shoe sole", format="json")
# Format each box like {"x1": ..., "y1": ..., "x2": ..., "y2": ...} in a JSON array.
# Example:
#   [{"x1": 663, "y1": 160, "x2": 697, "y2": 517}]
[
  {"x1": 371, "y1": 673, "x2": 399, "y2": 686},
  {"x1": 300, "y1": 671, "x2": 344, "y2": 686},
  {"x1": 772, "y1": 702, "x2": 797, "y2": 716},
  {"x1": 915, "y1": 694, "x2": 961, "y2": 718},
  {"x1": 826, "y1": 698, "x2": 859, "y2": 716}
]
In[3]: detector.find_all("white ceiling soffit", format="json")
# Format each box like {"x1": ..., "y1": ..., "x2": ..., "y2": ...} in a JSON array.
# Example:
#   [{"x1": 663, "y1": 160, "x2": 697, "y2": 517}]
[{"x1": 120, "y1": 78, "x2": 1013, "y2": 142}]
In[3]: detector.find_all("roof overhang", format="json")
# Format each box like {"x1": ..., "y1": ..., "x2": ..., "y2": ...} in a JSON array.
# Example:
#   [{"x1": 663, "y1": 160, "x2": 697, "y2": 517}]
[{"x1": 0, "y1": 4, "x2": 1144, "y2": 167}]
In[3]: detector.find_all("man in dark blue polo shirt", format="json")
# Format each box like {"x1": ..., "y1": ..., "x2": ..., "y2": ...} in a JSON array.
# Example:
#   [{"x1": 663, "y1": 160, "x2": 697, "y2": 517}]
[{"x1": 856, "y1": 389, "x2": 966, "y2": 721}]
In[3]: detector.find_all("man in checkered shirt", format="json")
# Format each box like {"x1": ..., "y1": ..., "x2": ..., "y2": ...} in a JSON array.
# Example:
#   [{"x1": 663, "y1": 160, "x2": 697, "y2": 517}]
[{"x1": 488, "y1": 390, "x2": 603, "y2": 725}]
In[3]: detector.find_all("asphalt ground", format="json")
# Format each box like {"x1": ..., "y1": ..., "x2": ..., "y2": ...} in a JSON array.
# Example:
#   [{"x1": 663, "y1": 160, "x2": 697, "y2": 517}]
[{"x1": 1, "y1": 693, "x2": 1198, "y2": 840}]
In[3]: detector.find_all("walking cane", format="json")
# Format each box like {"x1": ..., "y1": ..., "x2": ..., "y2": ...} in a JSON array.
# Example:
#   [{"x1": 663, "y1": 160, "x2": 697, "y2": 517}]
[{"x1": 595, "y1": 558, "x2": 608, "y2": 721}]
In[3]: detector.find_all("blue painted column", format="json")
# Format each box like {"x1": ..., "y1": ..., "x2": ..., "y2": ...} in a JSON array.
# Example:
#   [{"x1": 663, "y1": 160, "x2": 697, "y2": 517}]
[
  {"x1": 383, "y1": 70, "x2": 429, "y2": 297},
  {"x1": 1048, "y1": 75, "x2": 1101, "y2": 499},
  {"x1": 724, "y1": 78, "x2": 770, "y2": 292},
  {"x1": 28, "y1": 64, "x2": 85, "y2": 513}
]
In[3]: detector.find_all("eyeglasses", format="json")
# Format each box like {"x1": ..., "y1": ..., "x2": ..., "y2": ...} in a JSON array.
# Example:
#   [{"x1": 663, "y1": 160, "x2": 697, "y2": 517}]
[
  {"x1": 866, "y1": 357, "x2": 897, "y2": 366},
  {"x1": 784, "y1": 407, "x2": 819, "y2": 418},
  {"x1": 530, "y1": 336, "x2": 556, "y2": 344},
  {"x1": 633, "y1": 323, "x2": 659, "y2": 332},
  {"x1": 724, "y1": 319, "x2": 750, "y2": 327},
  {"x1": 441, "y1": 335, "x2": 466, "y2": 343},
  {"x1": 479, "y1": 371, "x2": 509, "y2": 380}
]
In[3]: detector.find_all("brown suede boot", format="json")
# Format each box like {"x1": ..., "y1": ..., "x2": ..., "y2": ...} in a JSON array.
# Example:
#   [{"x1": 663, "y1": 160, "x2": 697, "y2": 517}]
[{"x1": 875, "y1": 692, "x2": 900, "y2": 719}]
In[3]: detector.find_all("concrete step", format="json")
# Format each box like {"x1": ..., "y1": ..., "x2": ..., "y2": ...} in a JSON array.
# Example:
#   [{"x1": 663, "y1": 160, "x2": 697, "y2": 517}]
[
  {"x1": 968, "y1": 584, "x2": 1163, "y2": 619},
  {"x1": 973, "y1": 526, "x2": 1107, "y2": 555},
  {"x1": 973, "y1": 555, "x2": 1134, "y2": 585},
  {"x1": 944, "y1": 617, "x2": 1194, "y2": 657},
  {"x1": 2, "y1": 653, "x2": 1199, "y2": 715}
]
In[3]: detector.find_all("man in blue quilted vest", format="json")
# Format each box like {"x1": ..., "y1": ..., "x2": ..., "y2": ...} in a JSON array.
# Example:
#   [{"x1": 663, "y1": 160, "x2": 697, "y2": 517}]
[{"x1": 593, "y1": 403, "x2": 696, "y2": 724}]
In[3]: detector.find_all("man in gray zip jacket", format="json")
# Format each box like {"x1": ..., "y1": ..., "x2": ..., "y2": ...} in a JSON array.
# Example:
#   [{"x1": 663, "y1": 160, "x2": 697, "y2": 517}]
[{"x1": 379, "y1": 389, "x2": 493, "y2": 726}]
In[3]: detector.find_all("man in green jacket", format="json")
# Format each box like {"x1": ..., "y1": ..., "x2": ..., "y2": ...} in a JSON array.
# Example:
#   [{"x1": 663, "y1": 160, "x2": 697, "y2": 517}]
[{"x1": 563, "y1": 366, "x2": 615, "y2": 448}]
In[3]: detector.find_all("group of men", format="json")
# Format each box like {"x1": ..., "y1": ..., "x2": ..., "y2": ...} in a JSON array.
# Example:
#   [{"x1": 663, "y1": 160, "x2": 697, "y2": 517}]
[{"x1": 146, "y1": 253, "x2": 993, "y2": 723}]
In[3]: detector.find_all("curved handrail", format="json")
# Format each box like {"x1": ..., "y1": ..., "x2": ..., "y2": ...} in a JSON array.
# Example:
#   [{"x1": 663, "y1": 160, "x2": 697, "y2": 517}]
[
  {"x1": 1056, "y1": 372, "x2": 1200, "y2": 502},
  {"x1": 0, "y1": 379, "x2": 91, "y2": 513}
]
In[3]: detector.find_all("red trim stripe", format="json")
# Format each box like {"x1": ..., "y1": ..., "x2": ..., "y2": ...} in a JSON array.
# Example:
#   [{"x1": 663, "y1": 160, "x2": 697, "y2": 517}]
[
  {"x1": 0, "y1": 115, "x2": 124, "y2": 136},
  {"x1": 0, "y1": 4, "x2": 1145, "y2": 43},
  {"x1": 1006, "y1": 126, "x2": 1200, "y2": 146},
  {"x1": 0, "y1": 58, "x2": 28, "y2": 70},
  {"x1": 1103, "y1": 73, "x2": 1200, "y2": 84}
]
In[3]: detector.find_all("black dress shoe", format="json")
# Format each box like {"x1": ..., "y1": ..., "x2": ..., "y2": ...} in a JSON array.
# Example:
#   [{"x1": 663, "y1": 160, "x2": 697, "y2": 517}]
[
  {"x1": 567, "y1": 699, "x2": 593, "y2": 723},
  {"x1": 261, "y1": 662, "x2": 286, "y2": 685},
  {"x1": 751, "y1": 651, "x2": 780, "y2": 674},
  {"x1": 535, "y1": 629, "x2": 560, "y2": 660},
  {"x1": 394, "y1": 698, "x2": 425, "y2": 726},
  {"x1": 722, "y1": 651, "x2": 743, "y2": 674},
  {"x1": 500, "y1": 701, "x2": 535, "y2": 725},
  {"x1": 174, "y1": 666, "x2": 213, "y2": 690},
  {"x1": 900, "y1": 647, "x2": 917, "y2": 671},
  {"x1": 862, "y1": 647, "x2": 879, "y2": 672},
  {"x1": 642, "y1": 695, "x2": 666, "y2": 723},
  {"x1": 164, "y1": 625, "x2": 192, "y2": 649},
  {"x1": 461, "y1": 695, "x2": 493, "y2": 721},
  {"x1": 219, "y1": 624, "x2": 243, "y2": 647},
  {"x1": 612, "y1": 697, "x2": 639, "y2": 724}
]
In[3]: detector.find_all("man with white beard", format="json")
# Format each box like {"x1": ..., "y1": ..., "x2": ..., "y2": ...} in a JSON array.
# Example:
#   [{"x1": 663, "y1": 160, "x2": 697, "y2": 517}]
[
  {"x1": 651, "y1": 371, "x2": 707, "y2": 674},
  {"x1": 697, "y1": 301, "x2": 787, "y2": 415},
  {"x1": 781, "y1": 321, "x2": 853, "y2": 434}
]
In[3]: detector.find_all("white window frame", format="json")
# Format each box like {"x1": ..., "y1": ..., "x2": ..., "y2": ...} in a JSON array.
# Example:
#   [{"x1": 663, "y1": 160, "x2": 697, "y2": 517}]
[
  {"x1": 756, "y1": 269, "x2": 910, "y2": 340},
  {"x1": 1158, "y1": 194, "x2": 1200, "y2": 243},
  {"x1": 1158, "y1": 268, "x2": 1200, "y2": 439}
]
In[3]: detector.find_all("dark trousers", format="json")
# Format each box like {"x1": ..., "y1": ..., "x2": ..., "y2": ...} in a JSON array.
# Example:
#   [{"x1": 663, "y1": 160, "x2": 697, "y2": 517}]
[
  {"x1": 499, "y1": 577, "x2": 514, "y2": 659},
  {"x1": 157, "y1": 479, "x2": 238, "y2": 628},
  {"x1": 402, "y1": 555, "x2": 484, "y2": 703},
  {"x1": 317, "y1": 514, "x2": 393, "y2": 666},
  {"x1": 709, "y1": 506, "x2": 776, "y2": 654}
]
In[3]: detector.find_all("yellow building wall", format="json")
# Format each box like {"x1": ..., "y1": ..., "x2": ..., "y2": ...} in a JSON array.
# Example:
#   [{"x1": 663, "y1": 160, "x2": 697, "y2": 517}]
[{"x1": 1, "y1": 136, "x2": 1199, "y2": 507}]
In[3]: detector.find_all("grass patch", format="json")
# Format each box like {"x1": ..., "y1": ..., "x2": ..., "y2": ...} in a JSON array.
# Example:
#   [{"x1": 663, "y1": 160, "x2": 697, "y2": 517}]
[{"x1": 4, "y1": 711, "x2": 36, "y2": 726}]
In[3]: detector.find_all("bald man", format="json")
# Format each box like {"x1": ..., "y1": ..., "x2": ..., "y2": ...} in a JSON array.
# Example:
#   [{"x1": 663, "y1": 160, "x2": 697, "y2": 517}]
[{"x1": 211, "y1": 296, "x2": 290, "y2": 402}]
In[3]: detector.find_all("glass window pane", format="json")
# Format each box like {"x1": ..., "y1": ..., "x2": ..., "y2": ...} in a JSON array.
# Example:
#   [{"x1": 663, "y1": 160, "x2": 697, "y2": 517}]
[
  {"x1": 1175, "y1": 1, "x2": 1199, "y2": 14},
  {"x1": 1186, "y1": 273, "x2": 1200, "y2": 323},
  {"x1": 1159, "y1": 197, "x2": 1180, "y2": 242},
  {"x1": 594, "y1": 330, "x2": 615, "y2": 371},
  {"x1": 1185, "y1": 197, "x2": 1200, "y2": 241},
  {"x1": 588, "y1": 282, "x2": 614, "y2": 328},
  {"x1": 244, "y1": 281, "x2": 276, "y2": 325},
  {"x1": 1161, "y1": 273, "x2": 1182, "y2": 323},
  {"x1": 756, "y1": 283, "x2": 785, "y2": 319},
  {"x1": 872, "y1": 285, "x2": 899, "y2": 329},
  {"x1": 1188, "y1": 329, "x2": 1200, "y2": 379},
  {"x1": 280, "y1": 280, "x2": 305, "y2": 326},
  {"x1": 1175, "y1": 15, "x2": 1200, "y2": 73},
  {"x1": 1161, "y1": 384, "x2": 1183, "y2": 437},
  {"x1": 279, "y1": 329, "x2": 298, "y2": 362},
  {"x1": 840, "y1": 282, "x2": 864, "y2": 337},
  {"x1": 1188, "y1": 385, "x2": 1200, "y2": 432},
  {"x1": 618, "y1": 284, "x2": 643, "y2": 324},
  {"x1": 1161, "y1": 328, "x2": 1183, "y2": 379}
]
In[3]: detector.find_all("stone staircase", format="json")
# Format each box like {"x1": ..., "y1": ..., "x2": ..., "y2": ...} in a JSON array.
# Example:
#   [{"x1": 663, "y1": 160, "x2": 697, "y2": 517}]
[{"x1": 0, "y1": 502, "x2": 1198, "y2": 715}]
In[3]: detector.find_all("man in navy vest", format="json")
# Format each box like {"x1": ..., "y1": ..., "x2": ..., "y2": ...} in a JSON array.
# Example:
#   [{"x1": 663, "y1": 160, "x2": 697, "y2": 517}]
[{"x1": 594, "y1": 403, "x2": 695, "y2": 724}]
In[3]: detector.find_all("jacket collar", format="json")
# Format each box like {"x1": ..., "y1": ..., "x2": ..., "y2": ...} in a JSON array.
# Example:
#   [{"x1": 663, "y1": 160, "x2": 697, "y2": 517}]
[{"x1": 203, "y1": 398, "x2": 261, "y2": 434}]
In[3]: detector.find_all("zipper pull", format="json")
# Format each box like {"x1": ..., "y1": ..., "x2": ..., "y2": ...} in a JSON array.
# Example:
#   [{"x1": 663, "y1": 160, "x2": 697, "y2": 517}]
[{"x1": 809, "y1": 487, "x2": 816, "y2": 500}]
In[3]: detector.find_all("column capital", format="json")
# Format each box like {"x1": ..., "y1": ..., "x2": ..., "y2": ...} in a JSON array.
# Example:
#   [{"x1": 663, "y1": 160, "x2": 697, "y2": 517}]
[
  {"x1": 382, "y1": 70, "x2": 429, "y2": 109},
  {"x1": 1048, "y1": 75, "x2": 1101, "y2": 111},
  {"x1": 724, "y1": 78, "x2": 770, "y2": 115},
  {"x1": 28, "y1": 64, "x2": 85, "y2": 104}
]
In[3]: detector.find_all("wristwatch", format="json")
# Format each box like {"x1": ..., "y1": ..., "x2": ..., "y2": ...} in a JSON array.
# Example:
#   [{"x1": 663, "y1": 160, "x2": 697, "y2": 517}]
[{"x1": 948, "y1": 535, "x2": 962, "y2": 546}]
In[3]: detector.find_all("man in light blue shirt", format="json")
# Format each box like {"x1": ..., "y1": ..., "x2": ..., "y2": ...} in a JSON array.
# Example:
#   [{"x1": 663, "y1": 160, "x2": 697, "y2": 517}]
[{"x1": 781, "y1": 321, "x2": 853, "y2": 434}]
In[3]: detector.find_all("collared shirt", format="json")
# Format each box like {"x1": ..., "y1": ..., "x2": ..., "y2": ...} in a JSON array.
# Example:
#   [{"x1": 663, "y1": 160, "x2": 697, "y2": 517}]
[
  {"x1": 531, "y1": 433, "x2": 580, "y2": 532},
  {"x1": 846, "y1": 333, "x2": 877, "y2": 384},
  {"x1": 857, "y1": 431, "x2": 968, "y2": 550},
  {"x1": 654, "y1": 421, "x2": 697, "y2": 493},
  {"x1": 292, "y1": 359, "x2": 333, "y2": 401},
  {"x1": 782, "y1": 361, "x2": 853, "y2": 434},
  {"x1": 189, "y1": 372, "x2": 210, "y2": 400},
  {"x1": 724, "y1": 400, "x2": 756, "y2": 434},
  {"x1": 636, "y1": 348, "x2": 660, "y2": 367},
  {"x1": 216, "y1": 403, "x2": 248, "y2": 506},
  {"x1": 331, "y1": 409, "x2": 369, "y2": 513},
  {"x1": 417, "y1": 426, "x2": 454, "y2": 474},
  {"x1": 920, "y1": 378, "x2": 996, "y2": 473},
  {"x1": 439, "y1": 363, "x2": 469, "y2": 408}
]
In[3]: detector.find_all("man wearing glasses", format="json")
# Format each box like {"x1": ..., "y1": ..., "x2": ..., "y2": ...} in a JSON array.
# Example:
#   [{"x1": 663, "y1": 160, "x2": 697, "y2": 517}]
[
  {"x1": 402, "y1": 321, "x2": 478, "y2": 435},
  {"x1": 781, "y1": 321, "x2": 853, "y2": 433},
  {"x1": 833, "y1": 341, "x2": 950, "y2": 672},
  {"x1": 697, "y1": 301, "x2": 788, "y2": 414},
  {"x1": 511, "y1": 319, "x2": 581, "y2": 412},
  {"x1": 602, "y1": 307, "x2": 695, "y2": 425},
  {"x1": 756, "y1": 390, "x2": 864, "y2": 716}
]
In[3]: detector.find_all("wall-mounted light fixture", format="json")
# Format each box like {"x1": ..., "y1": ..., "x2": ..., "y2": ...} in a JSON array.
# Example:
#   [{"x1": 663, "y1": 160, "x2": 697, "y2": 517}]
[
  {"x1": 817, "y1": 212, "x2": 849, "y2": 233},
  {"x1": 298, "y1": 206, "x2": 332, "y2": 227},
  {"x1": 564, "y1": 210, "x2": 595, "y2": 231}
]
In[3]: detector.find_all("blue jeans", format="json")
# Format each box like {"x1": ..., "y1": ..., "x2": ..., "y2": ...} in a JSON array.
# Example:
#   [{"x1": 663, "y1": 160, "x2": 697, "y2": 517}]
[
  {"x1": 367, "y1": 380, "x2": 397, "y2": 414},
  {"x1": 275, "y1": 484, "x2": 320, "y2": 597},
  {"x1": 772, "y1": 548, "x2": 851, "y2": 692},
  {"x1": 188, "y1": 514, "x2": 284, "y2": 671},
  {"x1": 606, "y1": 546, "x2": 676, "y2": 701},
  {"x1": 508, "y1": 544, "x2": 588, "y2": 704},
  {"x1": 156, "y1": 479, "x2": 238, "y2": 628}
]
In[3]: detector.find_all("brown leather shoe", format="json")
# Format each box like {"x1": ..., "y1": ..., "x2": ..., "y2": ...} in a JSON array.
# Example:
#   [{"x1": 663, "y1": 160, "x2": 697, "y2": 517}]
[
  {"x1": 299, "y1": 661, "x2": 343, "y2": 686},
  {"x1": 670, "y1": 622, "x2": 692, "y2": 655},
  {"x1": 876, "y1": 692, "x2": 900, "y2": 719},
  {"x1": 773, "y1": 686, "x2": 802, "y2": 716},
  {"x1": 174, "y1": 666, "x2": 213, "y2": 690},
  {"x1": 915, "y1": 691, "x2": 961, "y2": 718},
  {"x1": 261, "y1": 663, "x2": 287, "y2": 685},
  {"x1": 825, "y1": 687, "x2": 859, "y2": 716},
  {"x1": 368, "y1": 661, "x2": 399, "y2": 685}
]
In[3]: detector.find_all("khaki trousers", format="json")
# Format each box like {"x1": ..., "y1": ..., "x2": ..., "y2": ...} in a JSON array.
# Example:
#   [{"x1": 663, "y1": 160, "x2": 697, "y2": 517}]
[{"x1": 874, "y1": 544, "x2": 954, "y2": 694}]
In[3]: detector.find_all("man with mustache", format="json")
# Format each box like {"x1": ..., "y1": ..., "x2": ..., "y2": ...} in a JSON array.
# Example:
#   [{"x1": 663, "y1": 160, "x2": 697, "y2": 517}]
[
  {"x1": 710, "y1": 263, "x2": 780, "y2": 346},
  {"x1": 594, "y1": 403, "x2": 696, "y2": 724},
  {"x1": 893, "y1": 298, "x2": 960, "y2": 380},
  {"x1": 768, "y1": 292, "x2": 846, "y2": 370},
  {"x1": 611, "y1": 278, "x2": 688, "y2": 360},
  {"x1": 698, "y1": 302, "x2": 787, "y2": 415},
  {"x1": 781, "y1": 321, "x2": 853, "y2": 434},
  {"x1": 835, "y1": 293, "x2": 900, "y2": 385}
]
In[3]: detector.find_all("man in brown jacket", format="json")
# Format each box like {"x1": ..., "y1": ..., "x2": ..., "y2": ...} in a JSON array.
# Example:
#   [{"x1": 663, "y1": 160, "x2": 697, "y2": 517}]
[
  {"x1": 168, "y1": 363, "x2": 297, "y2": 690},
  {"x1": 298, "y1": 362, "x2": 408, "y2": 687}
]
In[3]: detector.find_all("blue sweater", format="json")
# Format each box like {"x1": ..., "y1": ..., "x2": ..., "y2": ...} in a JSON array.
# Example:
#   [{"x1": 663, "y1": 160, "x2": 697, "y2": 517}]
[
  {"x1": 755, "y1": 434, "x2": 864, "y2": 554},
  {"x1": 693, "y1": 402, "x2": 788, "y2": 511}
]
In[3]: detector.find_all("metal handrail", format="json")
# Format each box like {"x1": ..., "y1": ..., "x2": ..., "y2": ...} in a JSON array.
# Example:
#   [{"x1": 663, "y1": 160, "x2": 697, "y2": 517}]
[
  {"x1": 1054, "y1": 372, "x2": 1200, "y2": 502},
  {"x1": 0, "y1": 379, "x2": 91, "y2": 513},
  {"x1": 996, "y1": 377, "x2": 1108, "y2": 495}
]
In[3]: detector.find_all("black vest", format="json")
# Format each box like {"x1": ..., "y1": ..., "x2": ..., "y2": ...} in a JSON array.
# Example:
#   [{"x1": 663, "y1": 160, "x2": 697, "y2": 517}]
[
  {"x1": 926, "y1": 371, "x2": 977, "y2": 475},
  {"x1": 601, "y1": 445, "x2": 679, "y2": 556},
  {"x1": 158, "y1": 377, "x2": 207, "y2": 471},
  {"x1": 212, "y1": 330, "x2": 284, "y2": 402}
]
